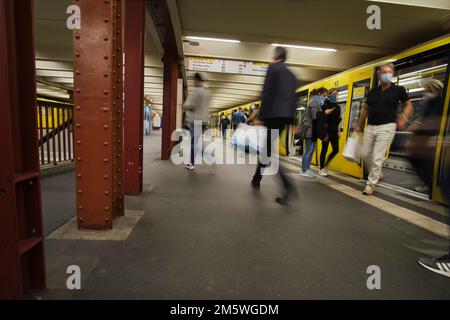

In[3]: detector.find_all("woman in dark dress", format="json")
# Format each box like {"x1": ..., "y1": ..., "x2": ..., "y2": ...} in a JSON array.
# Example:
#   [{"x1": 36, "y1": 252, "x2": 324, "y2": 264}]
[{"x1": 318, "y1": 88, "x2": 341, "y2": 176}]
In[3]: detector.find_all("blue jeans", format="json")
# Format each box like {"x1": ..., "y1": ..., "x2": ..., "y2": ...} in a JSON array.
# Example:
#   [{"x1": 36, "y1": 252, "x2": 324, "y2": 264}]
[{"x1": 302, "y1": 138, "x2": 316, "y2": 172}]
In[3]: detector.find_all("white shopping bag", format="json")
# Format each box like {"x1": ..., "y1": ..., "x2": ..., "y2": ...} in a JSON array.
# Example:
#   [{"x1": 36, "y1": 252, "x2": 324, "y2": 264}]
[
  {"x1": 231, "y1": 123, "x2": 266, "y2": 153},
  {"x1": 342, "y1": 134, "x2": 361, "y2": 163}
]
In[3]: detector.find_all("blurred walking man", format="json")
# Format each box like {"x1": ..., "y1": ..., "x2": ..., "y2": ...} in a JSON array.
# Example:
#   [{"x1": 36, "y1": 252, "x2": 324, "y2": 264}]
[
  {"x1": 355, "y1": 63, "x2": 413, "y2": 195},
  {"x1": 251, "y1": 46, "x2": 298, "y2": 205},
  {"x1": 183, "y1": 72, "x2": 209, "y2": 170},
  {"x1": 219, "y1": 113, "x2": 230, "y2": 141}
]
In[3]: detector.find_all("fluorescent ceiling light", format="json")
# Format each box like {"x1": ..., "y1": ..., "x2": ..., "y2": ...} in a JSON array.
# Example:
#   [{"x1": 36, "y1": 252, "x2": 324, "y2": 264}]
[
  {"x1": 185, "y1": 36, "x2": 241, "y2": 43},
  {"x1": 399, "y1": 64, "x2": 448, "y2": 79},
  {"x1": 271, "y1": 43, "x2": 337, "y2": 52}
]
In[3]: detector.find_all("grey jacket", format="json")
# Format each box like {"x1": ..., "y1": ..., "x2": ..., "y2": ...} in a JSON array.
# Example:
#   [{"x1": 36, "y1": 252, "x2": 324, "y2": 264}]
[
  {"x1": 302, "y1": 96, "x2": 321, "y2": 138},
  {"x1": 184, "y1": 85, "x2": 209, "y2": 123}
]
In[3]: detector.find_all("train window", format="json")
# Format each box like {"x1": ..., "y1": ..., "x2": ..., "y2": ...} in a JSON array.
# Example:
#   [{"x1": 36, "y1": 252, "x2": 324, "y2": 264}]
[
  {"x1": 392, "y1": 56, "x2": 448, "y2": 129},
  {"x1": 335, "y1": 85, "x2": 349, "y2": 132},
  {"x1": 347, "y1": 79, "x2": 371, "y2": 139},
  {"x1": 388, "y1": 55, "x2": 448, "y2": 158},
  {"x1": 295, "y1": 90, "x2": 308, "y2": 130},
  {"x1": 376, "y1": 47, "x2": 449, "y2": 194}
]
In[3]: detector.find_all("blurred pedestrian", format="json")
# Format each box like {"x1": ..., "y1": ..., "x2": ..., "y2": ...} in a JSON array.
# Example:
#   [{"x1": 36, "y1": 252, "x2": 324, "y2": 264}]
[
  {"x1": 247, "y1": 104, "x2": 260, "y2": 125},
  {"x1": 219, "y1": 113, "x2": 230, "y2": 141},
  {"x1": 407, "y1": 79, "x2": 449, "y2": 276},
  {"x1": 232, "y1": 107, "x2": 246, "y2": 130},
  {"x1": 183, "y1": 72, "x2": 209, "y2": 170},
  {"x1": 250, "y1": 46, "x2": 298, "y2": 205}
]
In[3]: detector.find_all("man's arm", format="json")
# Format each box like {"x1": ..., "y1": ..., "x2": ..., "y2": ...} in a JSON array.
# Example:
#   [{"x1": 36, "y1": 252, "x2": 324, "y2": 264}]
[
  {"x1": 397, "y1": 100, "x2": 413, "y2": 130},
  {"x1": 395, "y1": 86, "x2": 413, "y2": 130},
  {"x1": 259, "y1": 65, "x2": 276, "y2": 115},
  {"x1": 354, "y1": 100, "x2": 368, "y2": 134},
  {"x1": 183, "y1": 89, "x2": 199, "y2": 112},
  {"x1": 310, "y1": 99, "x2": 320, "y2": 120}
]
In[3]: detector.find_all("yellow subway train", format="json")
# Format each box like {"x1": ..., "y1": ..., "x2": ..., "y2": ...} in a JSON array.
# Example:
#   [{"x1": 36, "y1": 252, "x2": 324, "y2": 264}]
[{"x1": 210, "y1": 35, "x2": 450, "y2": 203}]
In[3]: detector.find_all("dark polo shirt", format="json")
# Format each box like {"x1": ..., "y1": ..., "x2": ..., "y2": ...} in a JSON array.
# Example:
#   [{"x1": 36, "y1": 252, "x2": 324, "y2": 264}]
[{"x1": 366, "y1": 83, "x2": 410, "y2": 125}]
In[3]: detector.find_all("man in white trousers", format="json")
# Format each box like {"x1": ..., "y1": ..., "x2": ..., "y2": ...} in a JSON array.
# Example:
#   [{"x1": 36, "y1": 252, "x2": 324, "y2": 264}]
[{"x1": 354, "y1": 63, "x2": 413, "y2": 195}]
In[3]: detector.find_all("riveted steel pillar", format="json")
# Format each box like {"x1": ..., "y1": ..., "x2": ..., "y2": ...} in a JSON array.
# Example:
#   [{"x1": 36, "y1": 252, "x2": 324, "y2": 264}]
[
  {"x1": 72, "y1": 0, "x2": 124, "y2": 229},
  {"x1": 0, "y1": 0, "x2": 46, "y2": 298},
  {"x1": 161, "y1": 50, "x2": 178, "y2": 160},
  {"x1": 112, "y1": 0, "x2": 125, "y2": 216},
  {"x1": 124, "y1": 0, "x2": 145, "y2": 195}
]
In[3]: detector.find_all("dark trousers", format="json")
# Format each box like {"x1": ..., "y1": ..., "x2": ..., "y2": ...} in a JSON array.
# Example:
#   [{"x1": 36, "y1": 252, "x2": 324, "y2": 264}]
[
  {"x1": 252, "y1": 119, "x2": 294, "y2": 198},
  {"x1": 320, "y1": 132, "x2": 339, "y2": 169},
  {"x1": 221, "y1": 127, "x2": 227, "y2": 140}
]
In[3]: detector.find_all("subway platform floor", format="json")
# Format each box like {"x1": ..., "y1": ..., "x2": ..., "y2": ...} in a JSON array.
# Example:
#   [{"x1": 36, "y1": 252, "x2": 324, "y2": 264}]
[{"x1": 35, "y1": 134, "x2": 450, "y2": 299}]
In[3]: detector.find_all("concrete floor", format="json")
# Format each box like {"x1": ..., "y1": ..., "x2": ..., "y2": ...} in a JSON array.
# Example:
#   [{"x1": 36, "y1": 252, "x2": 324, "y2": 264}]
[{"x1": 37, "y1": 134, "x2": 450, "y2": 299}]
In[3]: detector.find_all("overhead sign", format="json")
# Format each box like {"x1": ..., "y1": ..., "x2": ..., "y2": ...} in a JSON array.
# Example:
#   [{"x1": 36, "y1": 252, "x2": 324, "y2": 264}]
[{"x1": 187, "y1": 57, "x2": 269, "y2": 76}]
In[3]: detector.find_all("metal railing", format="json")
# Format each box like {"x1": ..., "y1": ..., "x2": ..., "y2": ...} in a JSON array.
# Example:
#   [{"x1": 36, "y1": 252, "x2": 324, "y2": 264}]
[{"x1": 37, "y1": 99, "x2": 74, "y2": 166}]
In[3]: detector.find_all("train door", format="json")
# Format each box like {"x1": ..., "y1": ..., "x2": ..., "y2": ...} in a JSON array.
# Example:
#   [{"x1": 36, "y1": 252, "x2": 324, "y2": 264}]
[
  {"x1": 340, "y1": 69, "x2": 374, "y2": 178},
  {"x1": 433, "y1": 76, "x2": 450, "y2": 204},
  {"x1": 293, "y1": 90, "x2": 309, "y2": 155},
  {"x1": 380, "y1": 46, "x2": 450, "y2": 198},
  {"x1": 315, "y1": 85, "x2": 349, "y2": 172}
]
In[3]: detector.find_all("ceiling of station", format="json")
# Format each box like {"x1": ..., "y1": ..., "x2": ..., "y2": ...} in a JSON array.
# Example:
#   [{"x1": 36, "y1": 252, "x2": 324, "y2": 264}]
[
  {"x1": 34, "y1": 0, "x2": 165, "y2": 110},
  {"x1": 178, "y1": 0, "x2": 450, "y2": 111},
  {"x1": 34, "y1": 0, "x2": 449, "y2": 113}
]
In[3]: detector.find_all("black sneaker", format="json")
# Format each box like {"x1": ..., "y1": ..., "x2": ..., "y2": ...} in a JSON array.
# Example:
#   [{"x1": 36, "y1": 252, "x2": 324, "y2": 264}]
[
  {"x1": 418, "y1": 254, "x2": 450, "y2": 278},
  {"x1": 275, "y1": 197, "x2": 289, "y2": 206},
  {"x1": 251, "y1": 181, "x2": 260, "y2": 189}
]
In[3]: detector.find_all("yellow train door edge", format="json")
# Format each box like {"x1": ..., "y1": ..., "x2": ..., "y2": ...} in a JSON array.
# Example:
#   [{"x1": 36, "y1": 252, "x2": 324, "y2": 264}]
[
  {"x1": 339, "y1": 67, "x2": 375, "y2": 179},
  {"x1": 431, "y1": 71, "x2": 450, "y2": 203}
]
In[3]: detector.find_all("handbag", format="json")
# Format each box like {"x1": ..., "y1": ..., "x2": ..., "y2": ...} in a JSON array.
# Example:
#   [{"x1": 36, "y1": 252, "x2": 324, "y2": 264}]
[
  {"x1": 342, "y1": 134, "x2": 361, "y2": 163},
  {"x1": 231, "y1": 123, "x2": 267, "y2": 153}
]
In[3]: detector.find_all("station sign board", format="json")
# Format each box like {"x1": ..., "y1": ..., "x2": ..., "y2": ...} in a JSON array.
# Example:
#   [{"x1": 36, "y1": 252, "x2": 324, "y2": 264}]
[{"x1": 187, "y1": 57, "x2": 269, "y2": 76}]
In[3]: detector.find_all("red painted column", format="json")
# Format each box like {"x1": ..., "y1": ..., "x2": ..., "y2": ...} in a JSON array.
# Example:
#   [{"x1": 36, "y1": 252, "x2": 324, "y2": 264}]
[
  {"x1": 0, "y1": 0, "x2": 46, "y2": 299},
  {"x1": 161, "y1": 50, "x2": 179, "y2": 160},
  {"x1": 124, "y1": 0, "x2": 145, "y2": 195},
  {"x1": 72, "y1": 0, "x2": 124, "y2": 229}
]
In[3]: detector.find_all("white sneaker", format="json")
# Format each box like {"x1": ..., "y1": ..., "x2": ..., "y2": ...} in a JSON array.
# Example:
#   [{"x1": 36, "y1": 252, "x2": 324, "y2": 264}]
[
  {"x1": 300, "y1": 169, "x2": 316, "y2": 178},
  {"x1": 362, "y1": 184, "x2": 374, "y2": 196},
  {"x1": 185, "y1": 164, "x2": 195, "y2": 170},
  {"x1": 414, "y1": 184, "x2": 429, "y2": 193},
  {"x1": 318, "y1": 168, "x2": 328, "y2": 177}
]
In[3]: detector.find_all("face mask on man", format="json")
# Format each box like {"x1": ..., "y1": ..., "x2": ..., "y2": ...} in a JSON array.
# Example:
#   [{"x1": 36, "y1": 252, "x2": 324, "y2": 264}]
[
  {"x1": 380, "y1": 72, "x2": 393, "y2": 84},
  {"x1": 328, "y1": 95, "x2": 337, "y2": 103}
]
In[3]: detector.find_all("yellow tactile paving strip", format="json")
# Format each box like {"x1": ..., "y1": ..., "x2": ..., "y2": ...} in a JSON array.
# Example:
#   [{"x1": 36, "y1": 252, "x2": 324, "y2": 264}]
[{"x1": 280, "y1": 159, "x2": 450, "y2": 240}]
